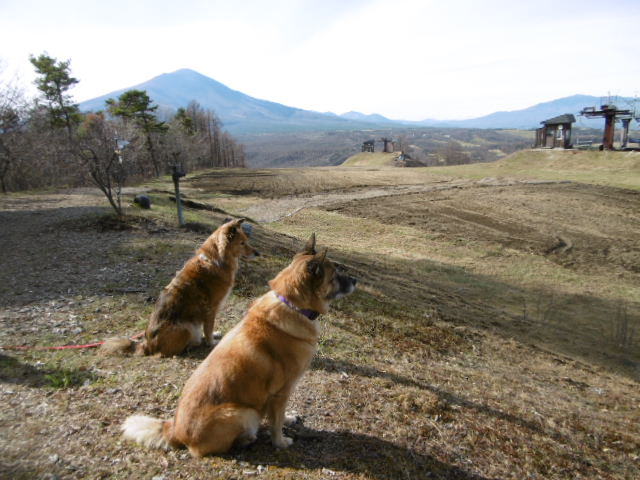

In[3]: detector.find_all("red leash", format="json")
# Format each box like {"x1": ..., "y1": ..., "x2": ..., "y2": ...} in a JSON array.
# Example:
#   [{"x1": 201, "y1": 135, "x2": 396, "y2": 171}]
[{"x1": 1, "y1": 331, "x2": 145, "y2": 351}]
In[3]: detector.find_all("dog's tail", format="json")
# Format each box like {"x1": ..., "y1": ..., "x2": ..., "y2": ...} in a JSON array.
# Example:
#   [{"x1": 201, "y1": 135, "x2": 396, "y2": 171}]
[
  {"x1": 121, "y1": 415, "x2": 177, "y2": 450},
  {"x1": 99, "y1": 337, "x2": 146, "y2": 356}
]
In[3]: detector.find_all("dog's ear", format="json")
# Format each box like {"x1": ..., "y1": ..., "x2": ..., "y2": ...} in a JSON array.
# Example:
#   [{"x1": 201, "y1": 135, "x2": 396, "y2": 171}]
[
  {"x1": 307, "y1": 248, "x2": 327, "y2": 277},
  {"x1": 300, "y1": 233, "x2": 317, "y2": 255},
  {"x1": 225, "y1": 218, "x2": 245, "y2": 239}
]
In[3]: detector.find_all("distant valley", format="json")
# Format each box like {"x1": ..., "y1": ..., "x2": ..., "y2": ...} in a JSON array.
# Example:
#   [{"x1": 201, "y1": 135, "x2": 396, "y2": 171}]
[{"x1": 238, "y1": 128, "x2": 537, "y2": 168}]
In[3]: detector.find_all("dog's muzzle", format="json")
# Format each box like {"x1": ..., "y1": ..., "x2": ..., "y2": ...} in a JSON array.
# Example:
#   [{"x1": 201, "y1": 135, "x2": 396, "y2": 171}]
[{"x1": 332, "y1": 273, "x2": 357, "y2": 299}]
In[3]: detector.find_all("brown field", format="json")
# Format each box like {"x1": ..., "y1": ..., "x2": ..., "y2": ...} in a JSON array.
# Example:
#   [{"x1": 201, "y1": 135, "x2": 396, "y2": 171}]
[{"x1": 1, "y1": 150, "x2": 639, "y2": 479}]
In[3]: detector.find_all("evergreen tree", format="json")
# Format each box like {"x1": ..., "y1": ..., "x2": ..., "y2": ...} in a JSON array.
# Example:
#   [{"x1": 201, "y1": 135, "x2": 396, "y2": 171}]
[
  {"x1": 106, "y1": 90, "x2": 167, "y2": 176},
  {"x1": 174, "y1": 107, "x2": 194, "y2": 135},
  {"x1": 29, "y1": 53, "x2": 81, "y2": 139}
]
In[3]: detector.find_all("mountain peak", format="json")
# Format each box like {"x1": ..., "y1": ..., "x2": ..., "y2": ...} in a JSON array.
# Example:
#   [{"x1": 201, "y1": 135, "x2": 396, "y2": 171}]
[{"x1": 79, "y1": 69, "x2": 364, "y2": 134}]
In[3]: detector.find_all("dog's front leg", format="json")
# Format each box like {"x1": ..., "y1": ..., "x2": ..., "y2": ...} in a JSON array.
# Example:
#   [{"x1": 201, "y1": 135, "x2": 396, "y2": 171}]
[
  {"x1": 202, "y1": 313, "x2": 217, "y2": 347},
  {"x1": 266, "y1": 391, "x2": 293, "y2": 449}
]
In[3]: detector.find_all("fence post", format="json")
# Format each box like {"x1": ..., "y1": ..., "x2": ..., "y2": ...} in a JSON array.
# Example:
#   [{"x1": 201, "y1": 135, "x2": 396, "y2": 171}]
[{"x1": 171, "y1": 164, "x2": 186, "y2": 226}]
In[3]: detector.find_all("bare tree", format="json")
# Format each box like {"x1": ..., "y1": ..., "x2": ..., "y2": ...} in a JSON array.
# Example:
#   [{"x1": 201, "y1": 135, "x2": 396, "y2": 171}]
[
  {"x1": 0, "y1": 66, "x2": 28, "y2": 192},
  {"x1": 438, "y1": 140, "x2": 471, "y2": 166},
  {"x1": 165, "y1": 101, "x2": 244, "y2": 170},
  {"x1": 77, "y1": 113, "x2": 129, "y2": 216}
]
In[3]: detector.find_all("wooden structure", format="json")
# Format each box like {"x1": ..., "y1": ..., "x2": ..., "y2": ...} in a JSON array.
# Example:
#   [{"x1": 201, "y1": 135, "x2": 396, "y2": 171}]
[
  {"x1": 381, "y1": 137, "x2": 394, "y2": 153},
  {"x1": 361, "y1": 140, "x2": 375, "y2": 152},
  {"x1": 580, "y1": 105, "x2": 633, "y2": 150},
  {"x1": 535, "y1": 114, "x2": 575, "y2": 149}
]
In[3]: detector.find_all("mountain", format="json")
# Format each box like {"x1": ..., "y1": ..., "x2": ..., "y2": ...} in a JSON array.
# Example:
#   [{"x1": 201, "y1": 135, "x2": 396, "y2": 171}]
[
  {"x1": 79, "y1": 69, "x2": 386, "y2": 134},
  {"x1": 418, "y1": 95, "x2": 635, "y2": 129},
  {"x1": 79, "y1": 69, "x2": 632, "y2": 133},
  {"x1": 339, "y1": 111, "x2": 397, "y2": 124}
]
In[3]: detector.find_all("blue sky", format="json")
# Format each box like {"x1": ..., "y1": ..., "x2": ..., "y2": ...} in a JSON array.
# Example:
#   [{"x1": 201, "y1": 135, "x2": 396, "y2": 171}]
[{"x1": 1, "y1": 0, "x2": 639, "y2": 120}]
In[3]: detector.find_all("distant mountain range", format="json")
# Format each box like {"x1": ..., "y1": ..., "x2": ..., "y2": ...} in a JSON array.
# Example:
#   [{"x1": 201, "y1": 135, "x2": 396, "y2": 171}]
[
  {"x1": 79, "y1": 68, "x2": 634, "y2": 134},
  {"x1": 420, "y1": 95, "x2": 637, "y2": 130}
]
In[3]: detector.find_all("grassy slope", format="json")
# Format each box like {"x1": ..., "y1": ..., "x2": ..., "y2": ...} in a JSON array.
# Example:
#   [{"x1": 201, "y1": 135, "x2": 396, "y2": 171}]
[
  {"x1": 1, "y1": 149, "x2": 639, "y2": 479},
  {"x1": 341, "y1": 149, "x2": 640, "y2": 190},
  {"x1": 341, "y1": 152, "x2": 399, "y2": 167},
  {"x1": 426, "y1": 149, "x2": 640, "y2": 190}
]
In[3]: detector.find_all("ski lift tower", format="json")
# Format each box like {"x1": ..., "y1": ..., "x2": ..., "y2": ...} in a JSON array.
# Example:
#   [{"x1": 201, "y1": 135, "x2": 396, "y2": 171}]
[{"x1": 579, "y1": 104, "x2": 633, "y2": 150}]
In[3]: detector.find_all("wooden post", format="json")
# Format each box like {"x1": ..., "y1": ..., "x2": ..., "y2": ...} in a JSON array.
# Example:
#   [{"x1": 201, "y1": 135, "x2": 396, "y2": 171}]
[
  {"x1": 171, "y1": 164, "x2": 186, "y2": 226},
  {"x1": 602, "y1": 106, "x2": 616, "y2": 150}
]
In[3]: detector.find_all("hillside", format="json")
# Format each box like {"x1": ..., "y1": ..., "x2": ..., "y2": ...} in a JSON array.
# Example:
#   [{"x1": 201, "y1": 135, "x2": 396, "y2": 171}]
[
  {"x1": 1, "y1": 150, "x2": 638, "y2": 479},
  {"x1": 427, "y1": 149, "x2": 640, "y2": 190},
  {"x1": 341, "y1": 152, "x2": 402, "y2": 167}
]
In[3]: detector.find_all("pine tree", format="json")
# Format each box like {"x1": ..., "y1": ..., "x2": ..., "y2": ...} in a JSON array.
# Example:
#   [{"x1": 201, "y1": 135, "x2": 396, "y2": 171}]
[
  {"x1": 174, "y1": 107, "x2": 195, "y2": 135},
  {"x1": 106, "y1": 90, "x2": 167, "y2": 176},
  {"x1": 29, "y1": 53, "x2": 81, "y2": 140}
]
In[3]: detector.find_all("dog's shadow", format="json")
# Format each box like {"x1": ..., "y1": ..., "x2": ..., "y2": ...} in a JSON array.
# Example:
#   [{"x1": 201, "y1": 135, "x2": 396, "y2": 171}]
[
  {"x1": 230, "y1": 423, "x2": 488, "y2": 480},
  {"x1": 182, "y1": 343, "x2": 214, "y2": 359}
]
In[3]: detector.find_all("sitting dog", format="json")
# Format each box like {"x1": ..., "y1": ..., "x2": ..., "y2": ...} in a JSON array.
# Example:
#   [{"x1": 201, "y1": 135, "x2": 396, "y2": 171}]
[
  {"x1": 121, "y1": 234, "x2": 356, "y2": 456},
  {"x1": 101, "y1": 218, "x2": 258, "y2": 357}
]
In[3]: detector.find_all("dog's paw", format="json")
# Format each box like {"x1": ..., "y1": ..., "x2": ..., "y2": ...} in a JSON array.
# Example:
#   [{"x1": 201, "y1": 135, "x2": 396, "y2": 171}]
[
  {"x1": 272, "y1": 435, "x2": 293, "y2": 449},
  {"x1": 284, "y1": 413, "x2": 303, "y2": 426},
  {"x1": 236, "y1": 433, "x2": 258, "y2": 448},
  {"x1": 203, "y1": 337, "x2": 220, "y2": 349}
]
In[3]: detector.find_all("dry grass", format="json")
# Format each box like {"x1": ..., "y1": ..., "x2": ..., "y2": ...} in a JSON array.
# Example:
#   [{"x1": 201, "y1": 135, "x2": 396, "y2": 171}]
[
  {"x1": 341, "y1": 152, "x2": 400, "y2": 167},
  {"x1": 1, "y1": 150, "x2": 639, "y2": 479}
]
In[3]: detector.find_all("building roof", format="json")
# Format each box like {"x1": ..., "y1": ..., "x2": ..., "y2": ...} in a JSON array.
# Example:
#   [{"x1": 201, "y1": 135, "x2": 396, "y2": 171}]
[{"x1": 541, "y1": 114, "x2": 576, "y2": 125}]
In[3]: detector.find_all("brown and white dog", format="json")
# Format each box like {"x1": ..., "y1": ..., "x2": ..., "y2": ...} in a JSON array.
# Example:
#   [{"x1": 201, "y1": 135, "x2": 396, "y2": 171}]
[
  {"x1": 121, "y1": 234, "x2": 356, "y2": 456},
  {"x1": 101, "y1": 218, "x2": 259, "y2": 357}
]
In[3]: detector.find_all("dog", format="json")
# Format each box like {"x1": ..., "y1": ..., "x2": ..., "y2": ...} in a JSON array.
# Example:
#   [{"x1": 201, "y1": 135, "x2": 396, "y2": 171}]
[
  {"x1": 121, "y1": 233, "x2": 357, "y2": 456},
  {"x1": 101, "y1": 218, "x2": 259, "y2": 357}
]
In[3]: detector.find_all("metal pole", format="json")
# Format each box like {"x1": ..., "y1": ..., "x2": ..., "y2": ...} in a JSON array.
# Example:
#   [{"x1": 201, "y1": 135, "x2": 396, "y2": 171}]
[{"x1": 621, "y1": 118, "x2": 631, "y2": 149}]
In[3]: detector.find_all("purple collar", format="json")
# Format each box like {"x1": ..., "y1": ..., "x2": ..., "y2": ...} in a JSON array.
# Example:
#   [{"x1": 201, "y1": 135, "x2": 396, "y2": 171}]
[{"x1": 275, "y1": 293, "x2": 320, "y2": 321}]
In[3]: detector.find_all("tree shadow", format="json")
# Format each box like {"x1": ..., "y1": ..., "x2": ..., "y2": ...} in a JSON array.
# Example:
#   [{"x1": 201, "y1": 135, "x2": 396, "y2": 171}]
[
  {"x1": 326, "y1": 248, "x2": 640, "y2": 381},
  {"x1": 232, "y1": 423, "x2": 492, "y2": 480},
  {"x1": 311, "y1": 356, "x2": 566, "y2": 444},
  {"x1": 0, "y1": 205, "x2": 197, "y2": 307},
  {"x1": 0, "y1": 460, "x2": 48, "y2": 480},
  {"x1": 0, "y1": 353, "x2": 96, "y2": 389}
]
